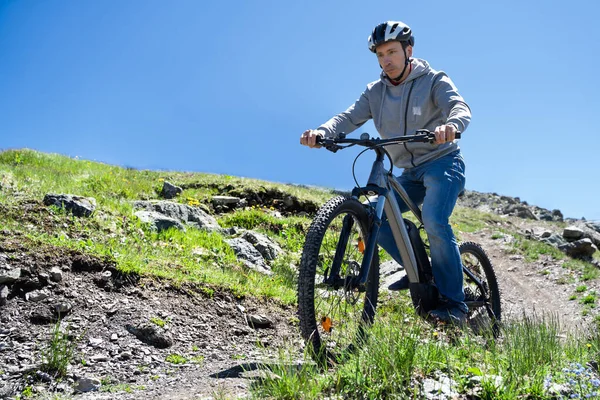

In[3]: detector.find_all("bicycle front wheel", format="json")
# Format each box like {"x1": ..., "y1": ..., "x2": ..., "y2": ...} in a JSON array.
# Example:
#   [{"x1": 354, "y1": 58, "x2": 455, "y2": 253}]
[
  {"x1": 460, "y1": 242, "x2": 501, "y2": 336},
  {"x1": 298, "y1": 196, "x2": 379, "y2": 365}
]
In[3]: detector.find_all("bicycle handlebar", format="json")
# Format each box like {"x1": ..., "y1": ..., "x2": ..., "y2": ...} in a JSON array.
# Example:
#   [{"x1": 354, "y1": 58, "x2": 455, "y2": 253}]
[{"x1": 316, "y1": 130, "x2": 461, "y2": 153}]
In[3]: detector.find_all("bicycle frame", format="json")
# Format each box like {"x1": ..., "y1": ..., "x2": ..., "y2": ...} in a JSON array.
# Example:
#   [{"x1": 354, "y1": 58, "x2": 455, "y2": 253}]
[{"x1": 353, "y1": 147, "x2": 424, "y2": 290}]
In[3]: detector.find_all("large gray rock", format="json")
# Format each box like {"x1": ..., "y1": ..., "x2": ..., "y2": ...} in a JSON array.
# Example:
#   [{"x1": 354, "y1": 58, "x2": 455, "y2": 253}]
[
  {"x1": 541, "y1": 233, "x2": 567, "y2": 247},
  {"x1": 43, "y1": 194, "x2": 96, "y2": 217},
  {"x1": 133, "y1": 200, "x2": 220, "y2": 232},
  {"x1": 241, "y1": 231, "x2": 282, "y2": 261},
  {"x1": 563, "y1": 226, "x2": 585, "y2": 241},
  {"x1": 134, "y1": 210, "x2": 185, "y2": 232},
  {"x1": 226, "y1": 238, "x2": 272, "y2": 275},
  {"x1": 558, "y1": 238, "x2": 598, "y2": 259}
]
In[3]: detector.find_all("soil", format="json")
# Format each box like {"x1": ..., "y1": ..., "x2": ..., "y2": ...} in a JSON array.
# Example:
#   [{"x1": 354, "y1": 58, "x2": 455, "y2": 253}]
[{"x1": 1, "y1": 213, "x2": 598, "y2": 399}]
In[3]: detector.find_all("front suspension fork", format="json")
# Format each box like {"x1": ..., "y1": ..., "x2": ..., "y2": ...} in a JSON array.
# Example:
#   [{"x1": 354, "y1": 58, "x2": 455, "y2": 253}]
[{"x1": 325, "y1": 196, "x2": 386, "y2": 292}]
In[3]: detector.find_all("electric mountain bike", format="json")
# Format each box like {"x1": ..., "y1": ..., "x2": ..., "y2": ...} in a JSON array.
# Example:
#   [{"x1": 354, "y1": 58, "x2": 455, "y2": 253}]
[{"x1": 297, "y1": 130, "x2": 501, "y2": 365}]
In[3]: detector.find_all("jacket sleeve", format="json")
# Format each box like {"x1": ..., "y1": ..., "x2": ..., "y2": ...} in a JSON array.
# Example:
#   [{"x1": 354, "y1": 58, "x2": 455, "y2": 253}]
[
  {"x1": 316, "y1": 89, "x2": 372, "y2": 139},
  {"x1": 431, "y1": 73, "x2": 471, "y2": 133}
]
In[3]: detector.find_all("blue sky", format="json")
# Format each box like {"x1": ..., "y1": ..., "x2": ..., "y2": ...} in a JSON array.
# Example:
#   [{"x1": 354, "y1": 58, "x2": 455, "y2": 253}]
[{"x1": 1, "y1": 0, "x2": 599, "y2": 220}]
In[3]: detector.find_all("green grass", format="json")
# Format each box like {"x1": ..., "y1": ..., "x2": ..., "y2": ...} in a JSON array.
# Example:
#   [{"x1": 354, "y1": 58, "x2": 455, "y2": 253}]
[
  {"x1": 165, "y1": 353, "x2": 188, "y2": 364},
  {"x1": 150, "y1": 317, "x2": 167, "y2": 327},
  {"x1": 252, "y1": 302, "x2": 599, "y2": 399},
  {"x1": 41, "y1": 321, "x2": 78, "y2": 378}
]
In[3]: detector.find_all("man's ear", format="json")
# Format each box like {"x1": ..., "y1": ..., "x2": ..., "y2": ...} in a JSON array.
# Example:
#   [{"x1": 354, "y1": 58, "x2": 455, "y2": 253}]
[{"x1": 406, "y1": 45, "x2": 413, "y2": 58}]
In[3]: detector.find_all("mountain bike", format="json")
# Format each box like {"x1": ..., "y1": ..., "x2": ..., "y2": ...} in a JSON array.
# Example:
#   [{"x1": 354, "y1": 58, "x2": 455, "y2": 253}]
[{"x1": 297, "y1": 130, "x2": 501, "y2": 365}]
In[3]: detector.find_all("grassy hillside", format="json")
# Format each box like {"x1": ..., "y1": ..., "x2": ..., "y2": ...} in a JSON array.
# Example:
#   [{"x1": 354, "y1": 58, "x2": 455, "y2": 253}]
[{"x1": 2, "y1": 148, "x2": 600, "y2": 399}]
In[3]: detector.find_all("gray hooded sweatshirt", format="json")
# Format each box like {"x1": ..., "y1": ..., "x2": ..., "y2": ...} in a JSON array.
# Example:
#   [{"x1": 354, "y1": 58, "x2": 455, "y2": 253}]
[{"x1": 317, "y1": 58, "x2": 471, "y2": 169}]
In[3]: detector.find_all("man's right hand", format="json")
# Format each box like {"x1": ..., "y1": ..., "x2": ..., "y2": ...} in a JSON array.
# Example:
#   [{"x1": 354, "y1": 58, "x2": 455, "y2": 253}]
[{"x1": 300, "y1": 130, "x2": 323, "y2": 148}]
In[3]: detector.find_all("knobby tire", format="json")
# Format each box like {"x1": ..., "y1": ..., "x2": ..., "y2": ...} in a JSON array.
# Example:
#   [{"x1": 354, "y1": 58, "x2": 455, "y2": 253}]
[{"x1": 298, "y1": 196, "x2": 379, "y2": 365}]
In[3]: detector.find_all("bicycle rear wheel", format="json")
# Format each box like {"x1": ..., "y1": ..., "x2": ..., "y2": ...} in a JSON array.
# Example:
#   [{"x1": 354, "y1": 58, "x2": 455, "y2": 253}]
[
  {"x1": 298, "y1": 196, "x2": 379, "y2": 365},
  {"x1": 460, "y1": 242, "x2": 501, "y2": 336}
]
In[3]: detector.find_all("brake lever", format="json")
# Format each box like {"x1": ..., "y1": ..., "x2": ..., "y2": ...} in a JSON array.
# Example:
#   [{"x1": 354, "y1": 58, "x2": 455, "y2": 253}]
[{"x1": 315, "y1": 136, "x2": 340, "y2": 153}]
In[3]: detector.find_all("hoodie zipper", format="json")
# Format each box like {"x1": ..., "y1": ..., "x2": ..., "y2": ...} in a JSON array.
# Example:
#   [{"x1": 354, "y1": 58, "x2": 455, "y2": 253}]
[{"x1": 402, "y1": 80, "x2": 416, "y2": 167}]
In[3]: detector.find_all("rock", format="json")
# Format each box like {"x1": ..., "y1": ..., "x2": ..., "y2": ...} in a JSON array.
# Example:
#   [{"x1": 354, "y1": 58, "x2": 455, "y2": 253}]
[
  {"x1": 379, "y1": 260, "x2": 404, "y2": 278},
  {"x1": 212, "y1": 196, "x2": 242, "y2": 207},
  {"x1": 542, "y1": 234, "x2": 567, "y2": 247},
  {"x1": 53, "y1": 302, "x2": 73, "y2": 316},
  {"x1": 125, "y1": 323, "x2": 173, "y2": 349},
  {"x1": 502, "y1": 204, "x2": 538, "y2": 220},
  {"x1": 0, "y1": 268, "x2": 21, "y2": 284},
  {"x1": 133, "y1": 200, "x2": 220, "y2": 232},
  {"x1": 241, "y1": 231, "x2": 282, "y2": 261},
  {"x1": 35, "y1": 371, "x2": 52, "y2": 383},
  {"x1": 110, "y1": 333, "x2": 118, "y2": 341},
  {"x1": 225, "y1": 238, "x2": 272, "y2": 275},
  {"x1": 245, "y1": 314, "x2": 272, "y2": 329},
  {"x1": 75, "y1": 377, "x2": 101, "y2": 392},
  {"x1": 49, "y1": 267, "x2": 63, "y2": 282},
  {"x1": 161, "y1": 181, "x2": 183, "y2": 199},
  {"x1": 43, "y1": 194, "x2": 96, "y2": 217},
  {"x1": 90, "y1": 354, "x2": 109, "y2": 362},
  {"x1": 587, "y1": 222, "x2": 600, "y2": 234},
  {"x1": 563, "y1": 226, "x2": 585, "y2": 241},
  {"x1": 134, "y1": 210, "x2": 185, "y2": 232},
  {"x1": 422, "y1": 374, "x2": 458, "y2": 399},
  {"x1": 0, "y1": 285, "x2": 8, "y2": 306},
  {"x1": 89, "y1": 338, "x2": 103, "y2": 347},
  {"x1": 558, "y1": 238, "x2": 598, "y2": 259},
  {"x1": 30, "y1": 309, "x2": 55, "y2": 325},
  {"x1": 25, "y1": 290, "x2": 48, "y2": 302}
]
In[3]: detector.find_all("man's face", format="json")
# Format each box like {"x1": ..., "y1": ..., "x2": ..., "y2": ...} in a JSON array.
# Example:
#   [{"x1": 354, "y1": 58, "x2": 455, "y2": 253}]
[{"x1": 376, "y1": 41, "x2": 412, "y2": 80}]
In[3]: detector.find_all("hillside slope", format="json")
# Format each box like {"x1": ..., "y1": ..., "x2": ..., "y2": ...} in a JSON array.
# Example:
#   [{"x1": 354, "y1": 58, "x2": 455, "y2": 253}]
[{"x1": 0, "y1": 149, "x2": 599, "y2": 399}]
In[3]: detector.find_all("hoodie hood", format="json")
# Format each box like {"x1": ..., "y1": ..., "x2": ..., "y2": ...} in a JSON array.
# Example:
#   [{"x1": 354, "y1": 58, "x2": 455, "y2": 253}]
[{"x1": 381, "y1": 58, "x2": 431, "y2": 87}]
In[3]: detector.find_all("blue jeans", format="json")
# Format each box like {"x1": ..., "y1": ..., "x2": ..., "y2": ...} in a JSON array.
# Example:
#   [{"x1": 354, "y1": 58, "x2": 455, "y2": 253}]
[{"x1": 377, "y1": 150, "x2": 467, "y2": 312}]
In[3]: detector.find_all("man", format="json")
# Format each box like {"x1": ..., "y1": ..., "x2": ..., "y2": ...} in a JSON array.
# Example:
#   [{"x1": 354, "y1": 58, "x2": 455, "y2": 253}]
[{"x1": 300, "y1": 21, "x2": 471, "y2": 326}]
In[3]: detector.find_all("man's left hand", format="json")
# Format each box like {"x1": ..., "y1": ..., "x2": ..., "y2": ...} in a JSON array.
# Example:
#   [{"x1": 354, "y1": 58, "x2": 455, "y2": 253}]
[{"x1": 434, "y1": 124, "x2": 457, "y2": 145}]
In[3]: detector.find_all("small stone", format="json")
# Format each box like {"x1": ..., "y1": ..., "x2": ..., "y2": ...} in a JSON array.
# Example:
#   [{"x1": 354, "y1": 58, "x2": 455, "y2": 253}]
[
  {"x1": 89, "y1": 338, "x2": 103, "y2": 347},
  {"x1": 50, "y1": 267, "x2": 63, "y2": 282},
  {"x1": 0, "y1": 285, "x2": 8, "y2": 306},
  {"x1": 245, "y1": 314, "x2": 272, "y2": 329},
  {"x1": 110, "y1": 333, "x2": 118, "y2": 341},
  {"x1": 90, "y1": 354, "x2": 109, "y2": 362},
  {"x1": 100, "y1": 271, "x2": 112, "y2": 281},
  {"x1": 75, "y1": 377, "x2": 101, "y2": 392},
  {"x1": 26, "y1": 290, "x2": 48, "y2": 302},
  {"x1": 119, "y1": 352, "x2": 133, "y2": 360},
  {"x1": 54, "y1": 302, "x2": 73, "y2": 315}
]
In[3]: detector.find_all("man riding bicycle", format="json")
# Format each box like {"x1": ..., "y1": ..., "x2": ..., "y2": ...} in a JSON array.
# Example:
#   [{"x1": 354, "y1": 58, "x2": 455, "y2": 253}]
[{"x1": 300, "y1": 20, "x2": 471, "y2": 326}]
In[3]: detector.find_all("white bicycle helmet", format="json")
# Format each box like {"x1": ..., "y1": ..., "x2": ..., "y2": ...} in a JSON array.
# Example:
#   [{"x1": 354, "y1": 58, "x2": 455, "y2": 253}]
[{"x1": 368, "y1": 21, "x2": 414, "y2": 53}]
